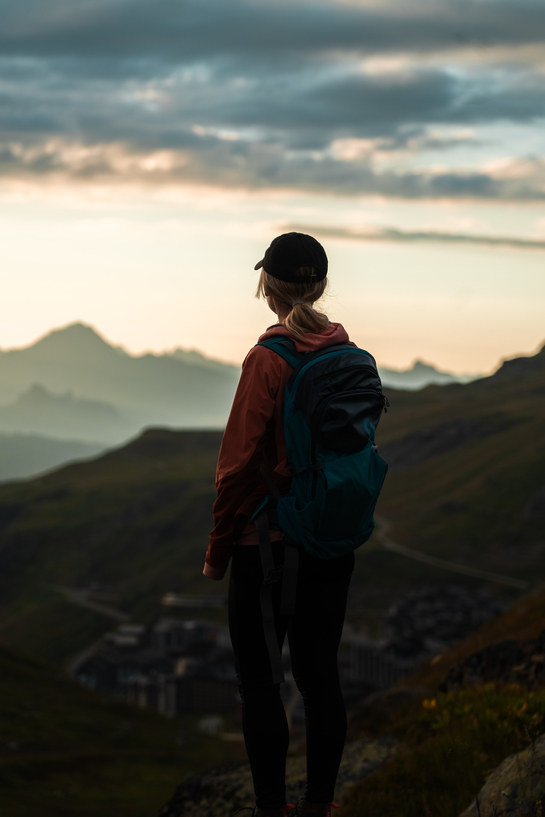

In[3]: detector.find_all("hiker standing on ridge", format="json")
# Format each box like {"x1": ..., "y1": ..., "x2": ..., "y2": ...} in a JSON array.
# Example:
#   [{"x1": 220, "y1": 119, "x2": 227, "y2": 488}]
[{"x1": 203, "y1": 232, "x2": 388, "y2": 817}]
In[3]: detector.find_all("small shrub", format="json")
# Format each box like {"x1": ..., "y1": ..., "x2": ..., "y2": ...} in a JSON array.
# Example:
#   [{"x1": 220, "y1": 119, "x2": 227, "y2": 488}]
[{"x1": 343, "y1": 684, "x2": 545, "y2": 817}]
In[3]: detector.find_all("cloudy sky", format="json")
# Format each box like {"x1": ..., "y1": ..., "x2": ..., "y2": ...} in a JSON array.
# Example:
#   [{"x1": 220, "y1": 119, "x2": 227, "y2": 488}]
[{"x1": 1, "y1": 0, "x2": 544, "y2": 371}]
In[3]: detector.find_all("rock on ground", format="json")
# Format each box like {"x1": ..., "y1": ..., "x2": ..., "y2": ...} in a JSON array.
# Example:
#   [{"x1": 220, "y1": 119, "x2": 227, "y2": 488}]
[
  {"x1": 441, "y1": 630, "x2": 545, "y2": 692},
  {"x1": 158, "y1": 737, "x2": 397, "y2": 817},
  {"x1": 458, "y1": 734, "x2": 545, "y2": 817}
]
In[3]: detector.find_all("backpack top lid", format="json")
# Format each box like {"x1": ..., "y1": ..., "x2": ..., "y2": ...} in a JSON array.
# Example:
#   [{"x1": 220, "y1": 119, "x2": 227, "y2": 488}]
[{"x1": 259, "y1": 337, "x2": 387, "y2": 455}]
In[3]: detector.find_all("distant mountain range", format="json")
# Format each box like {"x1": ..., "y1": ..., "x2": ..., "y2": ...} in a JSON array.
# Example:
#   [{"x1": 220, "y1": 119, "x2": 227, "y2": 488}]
[
  {"x1": 378, "y1": 360, "x2": 479, "y2": 390},
  {"x1": 0, "y1": 384, "x2": 130, "y2": 444},
  {"x1": 0, "y1": 323, "x2": 241, "y2": 442},
  {"x1": 0, "y1": 323, "x2": 478, "y2": 436},
  {"x1": 0, "y1": 321, "x2": 502, "y2": 482}
]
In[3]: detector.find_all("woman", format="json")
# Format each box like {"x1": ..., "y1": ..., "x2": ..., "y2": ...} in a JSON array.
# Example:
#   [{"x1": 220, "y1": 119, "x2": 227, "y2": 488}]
[{"x1": 204, "y1": 233, "x2": 356, "y2": 817}]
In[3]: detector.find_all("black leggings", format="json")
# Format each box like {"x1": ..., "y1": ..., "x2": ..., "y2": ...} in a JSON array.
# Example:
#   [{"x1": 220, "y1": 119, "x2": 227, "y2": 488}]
[{"x1": 228, "y1": 542, "x2": 354, "y2": 810}]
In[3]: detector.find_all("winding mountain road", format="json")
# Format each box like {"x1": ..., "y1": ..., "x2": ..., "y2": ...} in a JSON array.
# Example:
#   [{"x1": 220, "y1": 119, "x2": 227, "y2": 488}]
[
  {"x1": 50, "y1": 585, "x2": 131, "y2": 621},
  {"x1": 374, "y1": 518, "x2": 530, "y2": 590}
]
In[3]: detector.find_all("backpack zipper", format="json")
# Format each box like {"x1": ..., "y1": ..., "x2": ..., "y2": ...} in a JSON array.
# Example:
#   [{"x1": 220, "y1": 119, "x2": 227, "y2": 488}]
[
  {"x1": 310, "y1": 363, "x2": 379, "y2": 386},
  {"x1": 307, "y1": 364, "x2": 389, "y2": 412}
]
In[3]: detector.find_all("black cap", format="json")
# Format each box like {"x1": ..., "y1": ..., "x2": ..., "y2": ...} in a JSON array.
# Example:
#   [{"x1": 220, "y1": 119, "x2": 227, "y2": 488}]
[{"x1": 254, "y1": 232, "x2": 328, "y2": 283}]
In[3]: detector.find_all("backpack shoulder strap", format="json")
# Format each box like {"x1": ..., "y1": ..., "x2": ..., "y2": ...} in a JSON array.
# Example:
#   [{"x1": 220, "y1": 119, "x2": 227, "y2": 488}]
[{"x1": 256, "y1": 337, "x2": 304, "y2": 369}]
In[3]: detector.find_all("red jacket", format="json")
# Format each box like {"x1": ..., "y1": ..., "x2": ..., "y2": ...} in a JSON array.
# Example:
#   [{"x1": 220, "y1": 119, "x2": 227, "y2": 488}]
[{"x1": 203, "y1": 322, "x2": 351, "y2": 580}]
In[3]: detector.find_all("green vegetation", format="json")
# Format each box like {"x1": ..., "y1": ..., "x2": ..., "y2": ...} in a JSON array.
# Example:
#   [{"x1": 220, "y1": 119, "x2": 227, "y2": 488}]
[
  {"x1": 344, "y1": 684, "x2": 545, "y2": 817},
  {"x1": 342, "y1": 579, "x2": 545, "y2": 816},
  {"x1": 0, "y1": 644, "x2": 246, "y2": 817},
  {"x1": 341, "y1": 347, "x2": 545, "y2": 626},
  {"x1": 0, "y1": 429, "x2": 224, "y2": 663},
  {"x1": 377, "y1": 351, "x2": 545, "y2": 572},
  {"x1": 0, "y1": 592, "x2": 111, "y2": 665}
]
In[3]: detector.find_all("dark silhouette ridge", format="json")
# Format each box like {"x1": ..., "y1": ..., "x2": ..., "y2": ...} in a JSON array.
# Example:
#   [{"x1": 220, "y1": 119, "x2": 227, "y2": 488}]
[{"x1": 489, "y1": 342, "x2": 545, "y2": 380}]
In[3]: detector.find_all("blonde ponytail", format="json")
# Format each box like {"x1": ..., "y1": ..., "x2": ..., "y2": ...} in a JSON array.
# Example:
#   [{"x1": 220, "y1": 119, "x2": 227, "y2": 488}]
[{"x1": 255, "y1": 266, "x2": 329, "y2": 339}]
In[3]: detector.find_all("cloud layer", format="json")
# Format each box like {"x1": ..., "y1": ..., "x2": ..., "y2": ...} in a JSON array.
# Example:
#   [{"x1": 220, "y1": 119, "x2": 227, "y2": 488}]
[
  {"x1": 1, "y1": 0, "x2": 545, "y2": 198},
  {"x1": 287, "y1": 223, "x2": 545, "y2": 250}
]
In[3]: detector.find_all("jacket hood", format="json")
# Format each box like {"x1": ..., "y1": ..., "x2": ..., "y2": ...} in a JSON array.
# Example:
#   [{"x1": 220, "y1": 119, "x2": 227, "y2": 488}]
[{"x1": 258, "y1": 321, "x2": 351, "y2": 352}]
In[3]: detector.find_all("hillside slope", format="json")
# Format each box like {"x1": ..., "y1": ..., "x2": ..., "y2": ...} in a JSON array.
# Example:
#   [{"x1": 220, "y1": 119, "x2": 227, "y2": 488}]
[
  {"x1": 375, "y1": 342, "x2": 545, "y2": 585},
  {"x1": 0, "y1": 429, "x2": 223, "y2": 663},
  {"x1": 0, "y1": 643, "x2": 246, "y2": 817}
]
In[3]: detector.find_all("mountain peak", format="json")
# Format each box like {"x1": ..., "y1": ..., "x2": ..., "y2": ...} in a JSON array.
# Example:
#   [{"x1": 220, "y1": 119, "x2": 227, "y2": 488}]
[
  {"x1": 29, "y1": 323, "x2": 127, "y2": 360},
  {"x1": 411, "y1": 360, "x2": 447, "y2": 375},
  {"x1": 54, "y1": 322, "x2": 99, "y2": 336},
  {"x1": 38, "y1": 322, "x2": 110, "y2": 345}
]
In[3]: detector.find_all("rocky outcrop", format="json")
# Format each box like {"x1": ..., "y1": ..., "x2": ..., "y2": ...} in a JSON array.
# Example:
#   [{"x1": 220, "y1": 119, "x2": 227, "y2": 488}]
[
  {"x1": 441, "y1": 630, "x2": 545, "y2": 691},
  {"x1": 458, "y1": 734, "x2": 545, "y2": 817},
  {"x1": 385, "y1": 584, "x2": 505, "y2": 661},
  {"x1": 157, "y1": 737, "x2": 397, "y2": 817}
]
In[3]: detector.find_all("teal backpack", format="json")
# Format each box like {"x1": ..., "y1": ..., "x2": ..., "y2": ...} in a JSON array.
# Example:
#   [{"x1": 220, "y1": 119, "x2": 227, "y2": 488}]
[{"x1": 251, "y1": 337, "x2": 389, "y2": 681}]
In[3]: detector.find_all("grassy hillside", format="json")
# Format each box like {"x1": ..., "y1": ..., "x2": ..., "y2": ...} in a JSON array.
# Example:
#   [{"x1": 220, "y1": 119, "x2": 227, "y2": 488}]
[
  {"x1": 0, "y1": 429, "x2": 223, "y2": 663},
  {"x1": 374, "y1": 344, "x2": 545, "y2": 584},
  {"x1": 337, "y1": 344, "x2": 545, "y2": 631},
  {"x1": 344, "y1": 680, "x2": 545, "y2": 817},
  {"x1": 0, "y1": 643, "x2": 246, "y2": 817}
]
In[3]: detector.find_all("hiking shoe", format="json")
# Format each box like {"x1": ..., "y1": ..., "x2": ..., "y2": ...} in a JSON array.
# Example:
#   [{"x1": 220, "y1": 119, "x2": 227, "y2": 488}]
[{"x1": 297, "y1": 800, "x2": 339, "y2": 817}]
